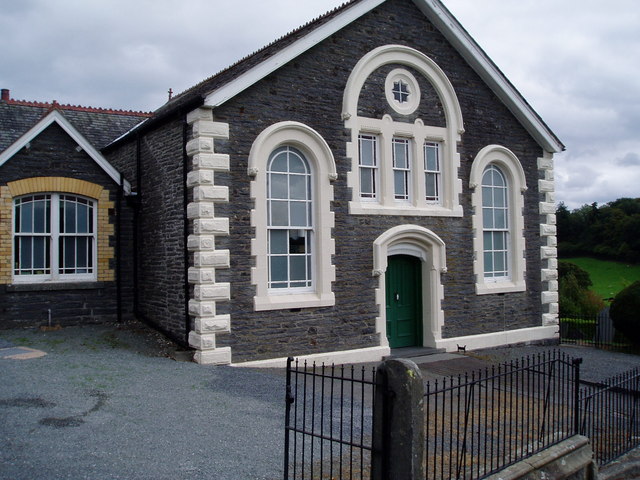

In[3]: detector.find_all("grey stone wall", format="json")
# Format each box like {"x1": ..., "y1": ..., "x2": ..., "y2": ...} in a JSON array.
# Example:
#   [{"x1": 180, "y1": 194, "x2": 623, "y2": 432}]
[
  {"x1": 0, "y1": 123, "x2": 134, "y2": 328},
  {"x1": 118, "y1": 119, "x2": 189, "y2": 342},
  {"x1": 205, "y1": 0, "x2": 546, "y2": 361}
]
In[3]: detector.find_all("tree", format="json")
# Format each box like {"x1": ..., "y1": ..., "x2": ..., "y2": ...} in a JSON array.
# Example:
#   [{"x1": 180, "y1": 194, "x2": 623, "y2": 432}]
[{"x1": 558, "y1": 261, "x2": 604, "y2": 317}]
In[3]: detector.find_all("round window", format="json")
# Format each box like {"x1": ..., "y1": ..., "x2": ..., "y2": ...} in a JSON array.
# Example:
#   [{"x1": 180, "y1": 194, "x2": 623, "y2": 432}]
[{"x1": 385, "y1": 68, "x2": 421, "y2": 115}]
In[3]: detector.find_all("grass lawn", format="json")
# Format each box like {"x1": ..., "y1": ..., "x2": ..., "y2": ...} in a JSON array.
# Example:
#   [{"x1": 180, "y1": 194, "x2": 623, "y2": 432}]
[{"x1": 562, "y1": 257, "x2": 640, "y2": 299}]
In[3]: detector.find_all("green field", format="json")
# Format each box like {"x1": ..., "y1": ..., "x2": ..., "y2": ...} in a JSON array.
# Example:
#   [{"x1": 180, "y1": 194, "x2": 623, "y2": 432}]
[{"x1": 562, "y1": 257, "x2": 640, "y2": 300}]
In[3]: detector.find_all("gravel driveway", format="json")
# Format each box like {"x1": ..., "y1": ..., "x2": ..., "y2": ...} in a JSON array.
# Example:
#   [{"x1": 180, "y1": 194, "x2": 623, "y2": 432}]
[
  {"x1": 0, "y1": 322, "x2": 285, "y2": 480},
  {"x1": 2, "y1": 322, "x2": 639, "y2": 480}
]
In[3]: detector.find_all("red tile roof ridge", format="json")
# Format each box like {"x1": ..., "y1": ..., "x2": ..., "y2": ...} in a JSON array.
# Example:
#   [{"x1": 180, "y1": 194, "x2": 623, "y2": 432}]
[{"x1": 3, "y1": 97, "x2": 153, "y2": 117}]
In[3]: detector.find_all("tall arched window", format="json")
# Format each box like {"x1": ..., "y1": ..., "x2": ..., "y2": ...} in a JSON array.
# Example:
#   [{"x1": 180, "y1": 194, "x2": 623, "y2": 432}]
[
  {"x1": 267, "y1": 146, "x2": 313, "y2": 290},
  {"x1": 470, "y1": 145, "x2": 527, "y2": 295},
  {"x1": 482, "y1": 165, "x2": 509, "y2": 281},
  {"x1": 249, "y1": 121, "x2": 336, "y2": 311}
]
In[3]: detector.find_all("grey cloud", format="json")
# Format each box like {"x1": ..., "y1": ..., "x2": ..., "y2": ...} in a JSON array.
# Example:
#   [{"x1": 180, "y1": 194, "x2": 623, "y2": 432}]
[{"x1": 617, "y1": 153, "x2": 640, "y2": 167}]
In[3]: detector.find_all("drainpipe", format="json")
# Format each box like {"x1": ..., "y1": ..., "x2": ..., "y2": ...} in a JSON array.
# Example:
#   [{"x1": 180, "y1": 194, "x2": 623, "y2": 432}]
[
  {"x1": 133, "y1": 134, "x2": 141, "y2": 318},
  {"x1": 182, "y1": 114, "x2": 191, "y2": 345},
  {"x1": 116, "y1": 172, "x2": 123, "y2": 323}
]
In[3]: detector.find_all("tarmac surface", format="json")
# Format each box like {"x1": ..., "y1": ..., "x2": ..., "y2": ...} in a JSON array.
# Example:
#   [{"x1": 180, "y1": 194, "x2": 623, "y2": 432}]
[{"x1": 1, "y1": 321, "x2": 639, "y2": 479}]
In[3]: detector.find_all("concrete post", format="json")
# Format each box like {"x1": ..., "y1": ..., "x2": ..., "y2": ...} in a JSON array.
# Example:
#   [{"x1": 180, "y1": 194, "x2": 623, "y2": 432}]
[{"x1": 372, "y1": 358, "x2": 425, "y2": 480}]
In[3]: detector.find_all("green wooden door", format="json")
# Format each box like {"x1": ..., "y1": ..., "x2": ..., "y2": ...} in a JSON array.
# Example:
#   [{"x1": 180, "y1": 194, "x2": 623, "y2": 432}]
[{"x1": 385, "y1": 255, "x2": 422, "y2": 348}]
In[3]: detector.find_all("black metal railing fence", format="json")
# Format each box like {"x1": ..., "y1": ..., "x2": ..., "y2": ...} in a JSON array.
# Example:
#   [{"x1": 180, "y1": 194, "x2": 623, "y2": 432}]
[
  {"x1": 284, "y1": 358, "x2": 377, "y2": 480},
  {"x1": 284, "y1": 352, "x2": 640, "y2": 479},
  {"x1": 578, "y1": 367, "x2": 640, "y2": 465},
  {"x1": 423, "y1": 351, "x2": 579, "y2": 480},
  {"x1": 560, "y1": 311, "x2": 633, "y2": 351}
]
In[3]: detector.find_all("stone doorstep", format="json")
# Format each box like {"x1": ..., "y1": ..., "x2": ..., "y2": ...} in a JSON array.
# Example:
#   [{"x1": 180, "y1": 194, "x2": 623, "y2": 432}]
[{"x1": 0, "y1": 347, "x2": 47, "y2": 360}]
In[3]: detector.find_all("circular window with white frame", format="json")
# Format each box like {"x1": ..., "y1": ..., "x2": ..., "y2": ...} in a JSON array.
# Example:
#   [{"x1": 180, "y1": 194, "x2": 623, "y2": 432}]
[{"x1": 385, "y1": 68, "x2": 421, "y2": 115}]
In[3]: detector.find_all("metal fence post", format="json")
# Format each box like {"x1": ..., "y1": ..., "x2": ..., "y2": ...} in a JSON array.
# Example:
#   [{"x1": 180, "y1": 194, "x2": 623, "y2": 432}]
[
  {"x1": 372, "y1": 358, "x2": 424, "y2": 480},
  {"x1": 573, "y1": 357, "x2": 583, "y2": 435},
  {"x1": 284, "y1": 357, "x2": 294, "y2": 479}
]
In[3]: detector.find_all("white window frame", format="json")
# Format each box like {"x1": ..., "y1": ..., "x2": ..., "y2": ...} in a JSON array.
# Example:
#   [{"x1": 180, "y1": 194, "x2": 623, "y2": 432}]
[
  {"x1": 481, "y1": 165, "x2": 509, "y2": 281},
  {"x1": 470, "y1": 145, "x2": 527, "y2": 295},
  {"x1": 392, "y1": 137, "x2": 411, "y2": 202},
  {"x1": 267, "y1": 146, "x2": 314, "y2": 292},
  {"x1": 358, "y1": 134, "x2": 379, "y2": 201},
  {"x1": 12, "y1": 193, "x2": 97, "y2": 284},
  {"x1": 249, "y1": 121, "x2": 336, "y2": 311},
  {"x1": 424, "y1": 141, "x2": 442, "y2": 204}
]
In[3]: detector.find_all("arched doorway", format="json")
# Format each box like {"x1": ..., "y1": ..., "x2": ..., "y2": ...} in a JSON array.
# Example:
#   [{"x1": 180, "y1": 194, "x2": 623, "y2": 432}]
[
  {"x1": 373, "y1": 225, "x2": 447, "y2": 349},
  {"x1": 385, "y1": 254, "x2": 422, "y2": 348}
]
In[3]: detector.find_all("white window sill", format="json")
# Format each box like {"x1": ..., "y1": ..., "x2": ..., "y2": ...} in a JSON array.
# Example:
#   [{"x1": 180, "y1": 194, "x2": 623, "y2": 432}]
[
  {"x1": 476, "y1": 280, "x2": 526, "y2": 295},
  {"x1": 349, "y1": 201, "x2": 463, "y2": 217},
  {"x1": 254, "y1": 292, "x2": 335, "y2": 311}
]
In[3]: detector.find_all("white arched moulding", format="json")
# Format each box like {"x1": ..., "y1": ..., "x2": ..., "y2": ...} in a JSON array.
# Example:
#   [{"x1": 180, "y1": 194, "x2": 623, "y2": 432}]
[
  {"x1": 469, "y1": 144, "x2": 527, "y2": 295},
  {"x1": 343, "y1": 44, "x2": 464, "y2": 217},
  {"x1": 373, "y1": 224, "x2": 447, "y2": 347},
  {"x1": 249, "y1": 121, "x2": 336, "y2": 311}
]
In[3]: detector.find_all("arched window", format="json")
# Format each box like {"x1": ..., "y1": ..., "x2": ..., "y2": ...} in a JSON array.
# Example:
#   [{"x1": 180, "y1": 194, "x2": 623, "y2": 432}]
[
  {"x1": 267, "y1": 146, "x2": 313, "y2": 290},
  {"x1": 481, "y1": 165, "x2": 509, "y2": 281},
  {"x1": 470, "y1": 145, "x2": 527, "y2": 294},
  {"x1": 249, "y1": 121, "x2": 336, "y2": 311},
  {"x1": 343, "y1": 45, "x2": 464, "y2": 217},
  {"x1": 13, "y1": 193, "x2": 97, "y2": 282}
]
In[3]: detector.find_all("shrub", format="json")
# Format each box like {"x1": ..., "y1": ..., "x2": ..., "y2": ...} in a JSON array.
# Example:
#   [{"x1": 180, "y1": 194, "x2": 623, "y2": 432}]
[
  {"x1": 610, "y1": 281, "x2": 640, "y2": 345},
  {"x1": 558, "y1": 261, "x2": 603, "y2": 317}
]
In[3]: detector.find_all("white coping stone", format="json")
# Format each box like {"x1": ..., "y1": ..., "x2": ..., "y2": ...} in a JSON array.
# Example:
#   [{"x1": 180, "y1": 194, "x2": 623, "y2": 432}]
[
  {"x1": 541, "y1": 246, "x2": 558, "y2": 259},
  {"x1": 192, "y1": 185, "x2": 228, "y2": 202},
  {"x1": 538, "y1": 179, "x2": 554, "y2": 193},
  {"x1": 539, "y1": 202, "x2": 556, "y2": 215},
  {"x1": 192, "y1": 154, "x2": 230, "y2": 171},
  {"x1": 548, "y1": 303, "x2": 559, "y2": 314},
  {"x1": 188, "y1": 331, "x2": 216, "y2": 350},
  {"x1": 543, "y1": 313, "x2": 559, "y2": 325},
  {"x1": 192, "y1": 120, "x2": 219, "y2": 137},
  {"x1": 193, "y1": 251, "x2": 230, "y2": 268},
  {"x1": 186, "y1": 137, "x2": 214, "y2": 156},
  {"x1": 547, "y1": 258, "x2": 558, "y2": 269},
  {"x1": 194, "y1": 283, "x2": 231, "y2": 301},
  {"x1": 187, "y1": 234, "x2": 216, "y2": 251},
  {"x1": 542, "y1": 291, "x2": 559, "y2": 304},
  {"x1": 546, "y1": 214, "x2": 557, "y2": 225},
  {"x1": 186, "y1": 202, "x2": 215, "y2": 219},
  {"x1": 189, "y1": 299, "x2": 217, "y2": 316},
  {"x1": 541, "y1": 269, "x2": 558, "y2": 281},
  {"x1": 186, "y1": 170, "x2": 214, "y2": 187},
  {"x1": 548, "y1": 280, "x2": 559, "y2": 292},
  {"x1": 537, "y1": 156, "x2": 553, "y2": 169},
  {"x1": 194, "y1": 315, "x2": 231, "y2": 333},
  {"x1": 186, "y1": 107, "x2": 213, "y2": 125},
  {"x1": 547, "y1": 236, "x2": 558, "y2": 247},
  {"x1": 541, "y1": 224, "x2": 557, "y2": 236},
  {"x1": 193, "y1": 218, "x2": 229, "y2": 235},
  {"x1": 194, "y1": 347, "x2": 232, "y2": 365},
  {"x1": 188, "y1": 267, "x2": 216, "y2": 284}
]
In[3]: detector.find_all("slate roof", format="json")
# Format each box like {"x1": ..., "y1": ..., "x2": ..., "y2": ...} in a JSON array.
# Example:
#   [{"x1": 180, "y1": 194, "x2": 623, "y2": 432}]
[{"x1": 0, "y1": 98, "x2": 150, "y2": 153}]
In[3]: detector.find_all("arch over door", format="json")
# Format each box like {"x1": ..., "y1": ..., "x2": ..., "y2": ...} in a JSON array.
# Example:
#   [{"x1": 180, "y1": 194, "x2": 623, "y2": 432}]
[{"x1": 385, "y1": 254, "x2": 422, "y2": 348}]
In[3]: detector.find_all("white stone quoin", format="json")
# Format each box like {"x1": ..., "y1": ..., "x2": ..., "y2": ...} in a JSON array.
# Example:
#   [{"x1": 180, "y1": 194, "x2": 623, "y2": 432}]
[
  {"x1": 538, "y1": 152, "x2": 559, "y2": 327},
  {"x1": 186, "y1": 107, "x2": 232, "y2": 364}
]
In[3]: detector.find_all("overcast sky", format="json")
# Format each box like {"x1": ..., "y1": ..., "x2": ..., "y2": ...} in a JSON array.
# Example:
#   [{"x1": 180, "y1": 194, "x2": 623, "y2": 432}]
[{"x1": 1, "y1": 0, "x2": 638, "y2": 209}]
